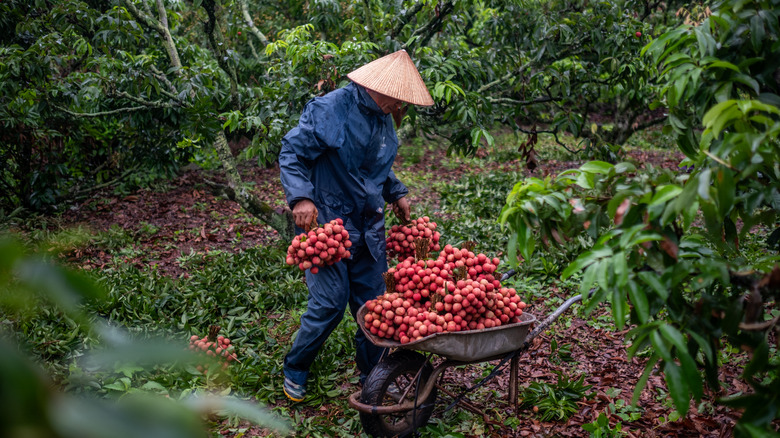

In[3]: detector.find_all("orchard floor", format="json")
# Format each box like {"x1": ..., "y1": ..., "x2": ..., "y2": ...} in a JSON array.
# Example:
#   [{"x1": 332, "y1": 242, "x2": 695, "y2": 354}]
[{"x1": 52, "y1": 138, "x2": 754, "y2": 437}]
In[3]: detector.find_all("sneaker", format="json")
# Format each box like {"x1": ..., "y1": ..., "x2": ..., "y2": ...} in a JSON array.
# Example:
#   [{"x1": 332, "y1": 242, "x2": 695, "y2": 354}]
[{"x1": 283, "y1": 377, "x2": 306, "y2": 402}]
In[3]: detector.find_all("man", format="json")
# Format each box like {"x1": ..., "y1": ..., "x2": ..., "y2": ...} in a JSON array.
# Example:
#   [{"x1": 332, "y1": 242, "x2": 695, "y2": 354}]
[{"x1": 278, "y1": 49, "x2": 434, "y2": 402}]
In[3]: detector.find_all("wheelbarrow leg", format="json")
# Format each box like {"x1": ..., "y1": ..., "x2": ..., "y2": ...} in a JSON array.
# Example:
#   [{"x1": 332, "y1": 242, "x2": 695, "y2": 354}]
[{"x1": 509, "y1": 355, "x2": 519, "y2": 415}]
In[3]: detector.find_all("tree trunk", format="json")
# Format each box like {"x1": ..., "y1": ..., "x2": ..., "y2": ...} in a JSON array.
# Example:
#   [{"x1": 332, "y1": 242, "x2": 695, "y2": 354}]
[
  {"x1": 123, "y1": 0, "x2": 295, "y2": 243},
  {"x1": 239, "y1": 0, "x2": 269, "y2": 47},
  {"x1": 155, "y1": 0, "x2": 182, "y2": 71},
  {"x1": 211, "y1": 131, "x2": 295, "y2": 241}
]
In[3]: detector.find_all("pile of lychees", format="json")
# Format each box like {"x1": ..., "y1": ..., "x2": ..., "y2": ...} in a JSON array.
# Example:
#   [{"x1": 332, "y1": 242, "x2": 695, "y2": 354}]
[
  {"x1": 285, "y1": 218, "x2": 352, "y2": 274},
  {"x1": 188, "y1": 326, "x2": 238, "y2": 373},
  {"x1": 386, "y1": 216, "x2": 441, "y2": 261},
  {"x1": 364, "y1": 243, "x2": 527, "y2": 343}
]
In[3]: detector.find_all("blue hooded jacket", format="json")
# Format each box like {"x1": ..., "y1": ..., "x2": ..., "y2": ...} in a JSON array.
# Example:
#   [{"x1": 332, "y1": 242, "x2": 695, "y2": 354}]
[{"x1": 279, "y1": 82, "x2": 408, "y2": 261}]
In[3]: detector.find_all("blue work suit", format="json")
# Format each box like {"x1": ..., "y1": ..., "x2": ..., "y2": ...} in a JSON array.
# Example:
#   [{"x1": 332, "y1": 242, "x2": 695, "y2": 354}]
[{"x1": 278, "y1": 82, "x2": 408, "y2": 387}]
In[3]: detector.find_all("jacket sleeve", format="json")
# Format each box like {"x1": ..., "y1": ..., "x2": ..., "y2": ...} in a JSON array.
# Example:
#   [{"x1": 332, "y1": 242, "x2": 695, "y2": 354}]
[
  {"x1": 383, "y1": 169, "x2": 408, "y2": 204},
  {"x1": 279, "y1": 96, "x2": 347, "y2": 208}
]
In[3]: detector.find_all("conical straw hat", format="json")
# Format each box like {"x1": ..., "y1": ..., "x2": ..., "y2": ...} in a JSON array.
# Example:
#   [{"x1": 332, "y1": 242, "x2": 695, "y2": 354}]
[{"x1": 347, "y1": 50, "x2": 434, "y2": 106}]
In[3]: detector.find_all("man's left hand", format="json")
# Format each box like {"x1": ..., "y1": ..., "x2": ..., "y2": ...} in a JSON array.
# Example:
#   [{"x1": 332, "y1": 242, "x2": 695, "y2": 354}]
[{"x1": 391, "y1": 197, "x2": 411, "y2": 224}]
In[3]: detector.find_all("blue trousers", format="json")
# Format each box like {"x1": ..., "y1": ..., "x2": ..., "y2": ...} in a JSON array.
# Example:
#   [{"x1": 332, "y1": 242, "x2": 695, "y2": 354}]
[{"x1": 283, "y1": 245, "x2": 387, "y2": 386}]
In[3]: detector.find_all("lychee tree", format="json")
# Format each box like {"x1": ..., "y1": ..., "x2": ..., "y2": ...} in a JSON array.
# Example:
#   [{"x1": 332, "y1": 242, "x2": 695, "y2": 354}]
[{"x1": 500, "y1": 0, "x2": 780, "y2": 433}]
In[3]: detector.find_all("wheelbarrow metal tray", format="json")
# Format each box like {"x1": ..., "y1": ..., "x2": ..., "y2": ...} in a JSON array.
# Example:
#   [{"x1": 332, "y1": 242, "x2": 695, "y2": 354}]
[{"x1": 357, "y1": 304, "x2": 536, "y2": 362}]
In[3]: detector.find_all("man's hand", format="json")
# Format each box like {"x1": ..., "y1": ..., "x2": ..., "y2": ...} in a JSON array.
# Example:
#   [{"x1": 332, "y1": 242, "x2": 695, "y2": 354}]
[
  {"x1": 292, "y1": 199, "x2": 318, "y2": 231},
  {"x1": 391, "y1": 197, "x2": 411, "y2": 224}
]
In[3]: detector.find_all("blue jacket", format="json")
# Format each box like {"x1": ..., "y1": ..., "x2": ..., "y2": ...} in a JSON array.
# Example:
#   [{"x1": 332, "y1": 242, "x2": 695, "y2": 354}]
[{"x1": 279, "y1": 82, "x2": 408, "y2": 261}]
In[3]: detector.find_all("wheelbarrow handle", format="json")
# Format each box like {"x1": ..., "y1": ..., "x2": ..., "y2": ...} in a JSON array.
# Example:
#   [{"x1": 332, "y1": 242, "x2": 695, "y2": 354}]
[
  {"x1": 499, "y1": 269, "x2": 517, "y2": 282},
  {"x1": 521, "y1": 289, "x2": 596, "y2": 346}
]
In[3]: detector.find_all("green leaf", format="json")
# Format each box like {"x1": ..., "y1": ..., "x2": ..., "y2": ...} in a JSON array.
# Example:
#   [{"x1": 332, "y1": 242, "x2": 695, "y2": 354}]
[
  {"x1": 575, "y1": 171, "x2": 594, "y2": 189},
  {"x1": 702, "y1": 60, "x2": 740, "y2": 72},
  {"x1": 696, "y1": 169, "x2": 712, "y2": 201},
  {"x1": 702, "y1": 100, "x2": 735, "y2": 127},
  {"x1": 677, "y1": 128, "x2": 699, "y2": 158},
  {"x1": 750, "y1": 15, "x2": 766, "y2": 52},
  {"x1": 614, "y1": 162, "x2": 636, "y2": 174},
  {"x1": 562, "y1": 249, "x2": 601, "y2": 279},
  {"x1": 679, "y1": 350, "x2": 703, "y2": 401},
  {"x1": 664, "y1": 361, "x2": 690, "y2": 415},
  {"x1": 507, "y1": 231, "x2": 519, "y2": 269},
  {"x1": 103, "y1": 381, "x2": 128, "y2": 392},
  {"x1": 14, "y1": 259, "x2": 106, "y2": 318},
  {"x1": 627, "y1": 280, "x2": 649, "y2": 323},
  {"x1": 651, "y1": 330, "x2": 672, "y2": 362},
  {"x1": 686, "y1": 330, "x2": 713, "y2": 363},
  {"x1": 516, "y1": 223, "x2": 535, "y2": 262},
  {"x1": 471, "y1": 127, "x2": 482, "y2": 149},
  {"x1": 715, "y1": 169, "x2": 735, "y2": 217},
  {"x1": 579, "y1": 261, "x2": 598, "y2": 296},
  {"x1": 613, "y1": 252, "x2": 628, "y2": 287},
  {"x1": 650, "y1": 185, "x2": 683, "y2": 206},
  {"x1": 633, "y1": 354, "x2": 660, "y2": 405},
  {"x1": 658, "y1": 324, "x2": 686, "y2": 353},
  {"x1": 638, "y1": 271, "x2": 669, "y2": 300},
  {"x1": 733, "y1": 73, "x2": 760, "y2": 95},
  {"x1": 580, "y1": 161, "x2": 614, "y2": 174}
]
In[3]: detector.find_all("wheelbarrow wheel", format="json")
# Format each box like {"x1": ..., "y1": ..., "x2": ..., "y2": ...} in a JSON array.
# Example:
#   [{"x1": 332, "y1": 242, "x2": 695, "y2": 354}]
[{"x1": 360, "y1": 350, "x2": 437, "y2": 437}]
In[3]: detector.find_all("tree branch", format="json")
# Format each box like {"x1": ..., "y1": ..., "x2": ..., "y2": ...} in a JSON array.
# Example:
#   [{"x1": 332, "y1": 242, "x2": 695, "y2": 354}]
[
  {"x1": 148, "y1": 65, "x2": 184, "y2": 101},
  {"x1": 208, "y1": 131, "x2": 294, "y2": 241},
  {"x1": 55, "y1": 104, "x2": 152, "y2": 117},
  {"x1": 487, "y1": 96, "x2": 555, "y2": 106},
  {"x1": 238, "y1": 0, "x2": 269, "y2": 47},
  {"x1": 140, "y1": 0, "x2": 154, "y2": 17},
  {"x1": 203, "y1": 0, "x2": 240, "y2": 109},
  {"x1": 362, "y1": 0, "x2": 375, "y2": 41},
  {"x1": 71, "y1": 164, "x2": 141, "y2": 199},
  {"x1": 477, "y1": 66, "x2": 530, "y2": 94},
  {"x1": 513, "y1": 123, "x2": 584, "y2": 155},
  {"x1": 110, "y1": 90, "x2": 180, "y2": 108},
  {"x1": 416, "y1": 0, "x2": 454, "y2": 49},
  {"x1": 122, "y1": 0, "x2": 182, "y2": 72},
  {"x1": 403, "y1": 0, "x2": 454, "y2": 51},
  {"x1": 739, "y1": 314, "x2": 780, "y2": 331},
  {"x1": 391, "y1": 1, "x2": 425, "y2": 38},
  {"x1": 122, "y1": 0, "x2": 164, "y2": 35},
  {"x1": 155, "y1": 0, "x2": 182, "y2": 71},
  {"x1": 635, "y1": 116, "x2": 667, "y2": 131}
]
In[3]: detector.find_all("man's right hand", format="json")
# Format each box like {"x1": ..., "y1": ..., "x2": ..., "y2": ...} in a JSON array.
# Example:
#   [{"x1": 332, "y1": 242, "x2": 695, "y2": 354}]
[{"x1": 292, "y1": 199, "x2": 318, "y2": 231}]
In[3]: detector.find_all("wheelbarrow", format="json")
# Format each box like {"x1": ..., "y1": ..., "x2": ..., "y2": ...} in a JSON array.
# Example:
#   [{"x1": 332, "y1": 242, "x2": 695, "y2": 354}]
[{"x1": 348, "y1": 270, "x2": 590, "y2": 437}]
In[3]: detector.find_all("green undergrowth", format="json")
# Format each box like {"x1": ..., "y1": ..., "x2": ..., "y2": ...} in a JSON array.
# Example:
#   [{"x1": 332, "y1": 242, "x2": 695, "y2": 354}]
[
  {"x1": 2, "y1": 243, "x2": 367, "y2": 436},
  {"x1": 10, "y1": 147, "x2": 771, "y2": 436}
]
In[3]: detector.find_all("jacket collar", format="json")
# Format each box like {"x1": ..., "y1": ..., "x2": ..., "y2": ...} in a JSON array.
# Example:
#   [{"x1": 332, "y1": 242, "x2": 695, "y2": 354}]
[{"x1": 351, "y1": 82, "x2": 385, "y2": 116}]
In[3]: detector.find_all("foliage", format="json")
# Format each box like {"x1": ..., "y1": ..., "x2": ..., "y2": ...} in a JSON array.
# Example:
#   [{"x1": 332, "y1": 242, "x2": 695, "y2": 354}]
[
  {"x1": 435, "y1": 171, "x2": 519, "y2": 251},
  {"x1": 410, "y1": 0, "x2": 685, "y2": 162},
  {"x1": 0, "y1": 235, "x2": 290, "y2": 438},
  {"x1": 519, "y1": 372, "x2": 593, "y2": 422},
  {"x1": 582, "y1": 412, "x2": 626, "y2": 438},
  {"x1": 2, "y1": 227, "x2": 373, "y2": 435},
  {"x1": 1, "y1": 0, "x2": 692, "y2": 217},
  {"x1": 0, "y1": 0, "x2": 191, "y2": 212},
  {"x1": 500, "y1": 0, "x2": 780, "y2": 433}
]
